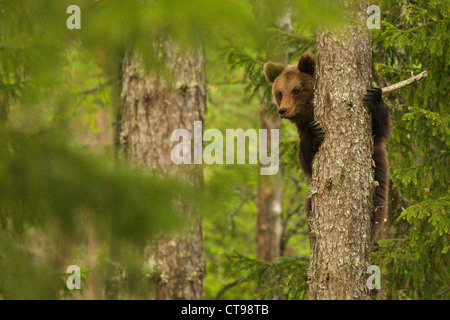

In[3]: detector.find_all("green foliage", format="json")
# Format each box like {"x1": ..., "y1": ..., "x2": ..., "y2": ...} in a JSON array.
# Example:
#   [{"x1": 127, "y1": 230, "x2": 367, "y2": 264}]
[
  {"x1": 0, "y1": 126, "x2": 194, "y2": 298},
  {"x1": 201, "y1": 82, "x2": 260, "y2": 300},
  {"x1": 392, "y1": 107, "x2": 449, "y2": 198},
  {"x1": 371, "y1": 0, "x2": 449, "y2": 299},
  {"x1": 374, "y1": 196, "x2": 449, "y2": 299},
  {"x1": 225, "y1": 251, "x2": 309, "y2": 300},
  {"x1": 268, "y1": 27, "x2": 315, "y2": 57},
  {"x1": 223, "y1": 47, "x2": 270, "y2": 102},
  {"x1": 280, "y1": 140, "x2": 300, "y2": 170}
]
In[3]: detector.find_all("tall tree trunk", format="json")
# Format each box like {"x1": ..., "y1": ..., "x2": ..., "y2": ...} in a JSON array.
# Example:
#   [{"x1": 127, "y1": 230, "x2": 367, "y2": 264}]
[
  {"x1": 256, "y1": 12, "x2": 293, "y2": 263},
  {"x1": 308, "y1": 3, "x2": 373, "y2": 300},
  {"x1": 118, "y1": 40, "x2": 206, "y2": 299},
  {"x1": 256, "y1": 112, "x2": 283, "y2": 262}
]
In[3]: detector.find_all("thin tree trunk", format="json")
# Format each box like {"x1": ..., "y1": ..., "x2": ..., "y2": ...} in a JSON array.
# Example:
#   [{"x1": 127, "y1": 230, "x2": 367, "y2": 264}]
[
  {"x1": 308, "y1": 3, "x2": 373, "y2": 300},
  {"x1": 118, "y1": 40, "x2": 206, "y2": 299},
  {"x1": 256, "y1": 12, "x2": 293, "y2": 263},
  {"x1": 256, "y1": 112, "x2": 283, "y2": 262}
]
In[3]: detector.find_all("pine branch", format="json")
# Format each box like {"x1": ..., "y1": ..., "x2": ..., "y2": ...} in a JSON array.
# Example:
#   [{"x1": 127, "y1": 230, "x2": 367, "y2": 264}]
[
  {"x1": 213, "y1": 281, "x2": 240, "y2": 300},
  {"x1": 381, "y1": 70, "x2": 428, "y2": 94}
]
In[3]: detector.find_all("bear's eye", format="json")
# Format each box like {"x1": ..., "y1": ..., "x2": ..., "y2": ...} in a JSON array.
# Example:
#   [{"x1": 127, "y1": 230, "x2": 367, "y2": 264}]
[
  {"x1": 277, "y1": 91, "x2": 282, "y2": 100},
  {"x1": 292, "y1": 89, "x2": 301, "y2": 95}
]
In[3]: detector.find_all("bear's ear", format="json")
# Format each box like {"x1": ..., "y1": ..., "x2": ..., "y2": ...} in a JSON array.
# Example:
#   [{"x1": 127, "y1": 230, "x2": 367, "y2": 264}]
[
  {"x1": 297, "y1": 53, "x2": 315, "y2": 76},
  {"x1": 264, "y1": 62, "x2": 286, "y2": 83}
]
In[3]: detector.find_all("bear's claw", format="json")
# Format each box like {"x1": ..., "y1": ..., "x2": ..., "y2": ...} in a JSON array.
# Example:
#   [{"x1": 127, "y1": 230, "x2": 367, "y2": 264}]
[
  {"x1": 363, "y1": 87, "x2": 383, "y2": 108},
  {"x1": 309, "y1": 120, "x2": 325, "y2": 149}
]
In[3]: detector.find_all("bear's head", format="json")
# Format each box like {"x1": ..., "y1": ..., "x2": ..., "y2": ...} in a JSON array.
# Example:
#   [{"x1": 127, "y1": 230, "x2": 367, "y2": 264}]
[{"x1": 264, "y1": 53, "x2": 315, "y2": 124}]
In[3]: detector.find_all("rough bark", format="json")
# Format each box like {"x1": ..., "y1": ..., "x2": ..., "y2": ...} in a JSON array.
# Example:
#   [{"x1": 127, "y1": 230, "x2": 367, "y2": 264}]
[
  {"x1": 308, "y1": 3, "x2": 374, "y2": 300},
  {"x1": 118, "y1": 40, "x2": 206, "y2": 299}
]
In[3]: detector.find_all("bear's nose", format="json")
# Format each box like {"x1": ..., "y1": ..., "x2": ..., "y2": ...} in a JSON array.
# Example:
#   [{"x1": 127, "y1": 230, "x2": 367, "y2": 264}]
[{"x1": 278, "y1": 108, "x2": 287, "y2": 115}]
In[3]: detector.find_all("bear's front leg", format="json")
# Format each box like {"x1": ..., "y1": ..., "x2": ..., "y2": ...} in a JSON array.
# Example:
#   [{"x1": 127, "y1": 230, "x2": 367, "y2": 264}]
[
  {"x1": 363, "y1": 87, "x2": 391, "y2": 143},
  {"x1": 298, "y1": 120, "x2": 325, "y2": 177},
  {"x1": 363, "y1": 87, "x2": 391, "y2": 242}
]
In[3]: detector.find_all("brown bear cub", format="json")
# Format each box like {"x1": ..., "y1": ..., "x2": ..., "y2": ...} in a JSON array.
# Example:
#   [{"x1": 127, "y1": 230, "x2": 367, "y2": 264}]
[{"x1": 264, "y1": 53, "x2": 391, "y2": 242}]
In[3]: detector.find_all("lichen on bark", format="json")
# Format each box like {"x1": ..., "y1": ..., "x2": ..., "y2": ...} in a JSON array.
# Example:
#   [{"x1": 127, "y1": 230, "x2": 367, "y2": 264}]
[{"x1": 308, "y1": 3, "x2": 375, "y2": 300}]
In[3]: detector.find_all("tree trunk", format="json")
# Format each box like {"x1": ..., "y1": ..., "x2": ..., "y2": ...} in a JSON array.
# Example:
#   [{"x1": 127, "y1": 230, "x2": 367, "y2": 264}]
[
  {"x1": 256, "y1": 12, "x2": 293, "y2": 263},
  {"x1": 256, "y1": 111, "x2": 283, "y2": 261},
  {"x1": 118, "y1": 40, "x2": 206, "y2": 299},
  {"x1": 308, "y1": 3, "x2": 374, "y2": 300}
]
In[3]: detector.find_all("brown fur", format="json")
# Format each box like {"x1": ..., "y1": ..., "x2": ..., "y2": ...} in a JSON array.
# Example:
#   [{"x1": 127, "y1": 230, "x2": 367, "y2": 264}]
[
  {"x1": 364, "y1": 87, "x2": 391, "y2": 241},
  {"x1": 264, "y1": 54, "x2": 391, "y2": 243},
  {"x1": 264, "y1": 53, "x2": 323, "y2": 176}
]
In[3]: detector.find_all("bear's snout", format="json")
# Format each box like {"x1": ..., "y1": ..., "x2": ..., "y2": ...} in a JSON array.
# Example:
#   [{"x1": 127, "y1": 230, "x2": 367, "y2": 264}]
[{"x1": 278, "y1": 108, "x2": 287, "y2": 116}]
